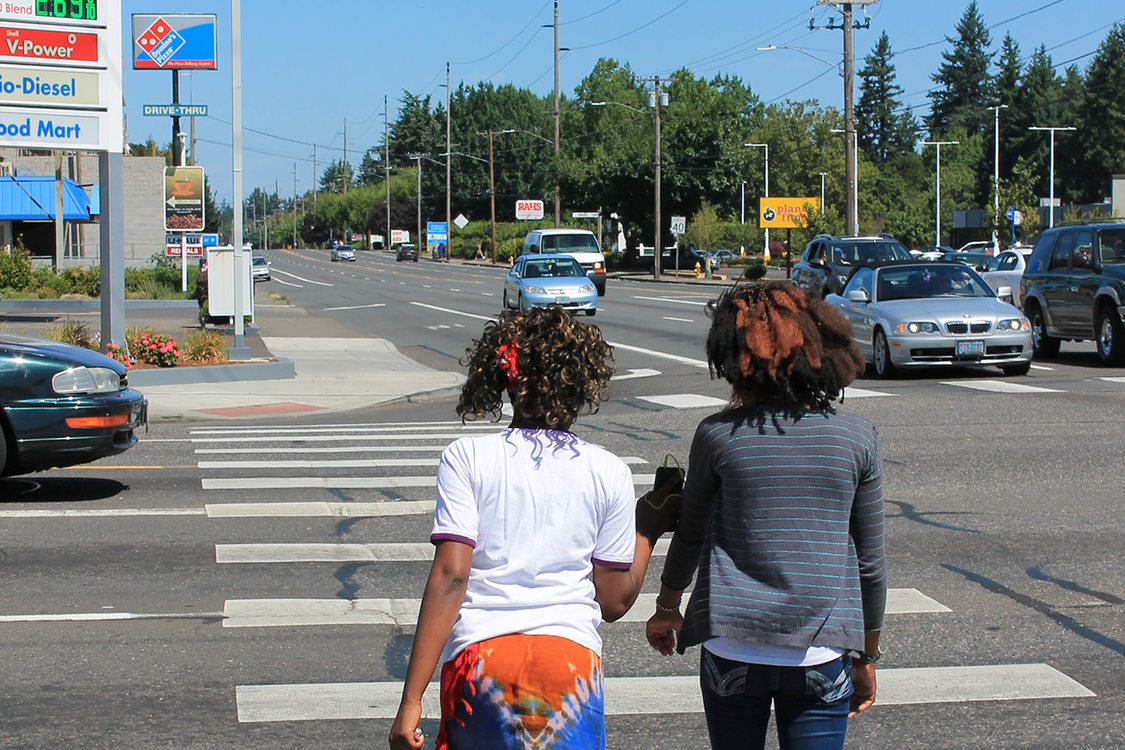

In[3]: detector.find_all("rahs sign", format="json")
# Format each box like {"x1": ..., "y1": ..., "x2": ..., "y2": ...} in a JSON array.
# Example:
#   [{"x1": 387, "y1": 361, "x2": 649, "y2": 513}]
[{"x1": 515, "y1": 199, "x2": 545, "y2": 220}]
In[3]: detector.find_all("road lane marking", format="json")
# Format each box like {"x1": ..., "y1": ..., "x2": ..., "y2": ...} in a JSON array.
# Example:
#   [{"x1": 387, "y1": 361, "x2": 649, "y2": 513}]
[
  {"x1": 1100, "y1": 376, "x2": 1125, "y2": 383},
  {"x1": 192, "y1": 420, "x2": 499, "y2": 433},
  {"x1": 941, "y1": 380, "x2": 1063, "y2": 394},
  {"x1": 842, "y1": 387, "x2": 896, "y2": 398},
  {"x1": 0, "y1": 508, "x2": 206, "y2": 518},
  {"x1": 194, "y1": 445, "x2": 449, "y2": 455},
  {"x1": 272, "y1": 278, "x2": 302, "y2": 288},
  {"x1": 234, "y1": 664, "x2": 1092, "y2": 722},
  {"x1": 198, "y1": 458, "x2": 440, "y2": 470},
  {"x1": 663, "y1": 316, "x2": 693, "y2": 322},
  {"x1": 637, "y1": 394, "x2": 728, "y2": 409},
  {"x1": 271, "y1": 269, "x2": 334, "y2": 286},
  {"x1": 205, "y1": 501, "x2": 435, "y2": 518},
  {"x1": 633, "y1": 295, "x2": 709, "y2": 306},
  {"x1": 1030, "y1": 364, "x2": 1053, "y2": 371},
  {"x1": 611, "y1": 368, "x2": 660, "y2": 381},
  {"x1": 410, "y1": 301, "x2": 493, "y2": 322},
  {"x1": 322, "y1": 303, "x2": 386, "y2": 311},
  {"x1": 0, "y1": 611, "x2": 221, "y2": 623},
  {"x1": 202, "y1": 474, "x2": 656, "y2": 490},
  {"x1": 191, "y1": 433, "x2": 507, "y2": 444}
]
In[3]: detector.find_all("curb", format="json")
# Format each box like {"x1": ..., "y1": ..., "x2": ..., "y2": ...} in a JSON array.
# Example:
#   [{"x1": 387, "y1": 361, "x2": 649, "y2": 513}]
[
  {"x1": 127, "y1": 357, "x2": 295, "y2": 387},
  {"x1": 0, "y1": 298, "x2": 198, "y2": 310}
]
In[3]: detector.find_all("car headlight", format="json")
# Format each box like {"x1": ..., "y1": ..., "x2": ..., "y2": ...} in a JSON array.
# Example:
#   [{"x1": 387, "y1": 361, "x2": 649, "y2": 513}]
[
  {"x1": 996, "y1": 317, "x2": 1030, "y2": 331},
  {"x1": 592, "y1": 262, "x2": 603, "y2": 270},
  {"x1": 524, "y1": 285, "x2": 546, "y2": 294},
  {"x1": 895, "y1": 321, "x2": 939, "y2": 334},
  {"x1": 579, "y1": 283, "x2": 595, "y2": 293},
  {"x1": 52, "y1": 366, "x2": 121, "y2": 394}
]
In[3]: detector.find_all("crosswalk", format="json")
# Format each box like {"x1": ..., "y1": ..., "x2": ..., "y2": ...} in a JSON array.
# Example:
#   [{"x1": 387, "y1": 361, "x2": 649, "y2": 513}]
[{"x1": 186, "y1": 419, "x2": 1095, "y2": 728}]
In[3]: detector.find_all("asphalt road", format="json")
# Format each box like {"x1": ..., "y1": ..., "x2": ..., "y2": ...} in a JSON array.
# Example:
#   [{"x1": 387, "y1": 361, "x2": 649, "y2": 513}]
[{"x1": 1, "y1": 247, "x2": 1122, "y2": 748}]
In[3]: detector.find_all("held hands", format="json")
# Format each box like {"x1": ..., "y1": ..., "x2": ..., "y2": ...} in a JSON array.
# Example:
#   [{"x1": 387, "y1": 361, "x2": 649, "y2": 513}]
[
  {"x1": 635, "y1": 471, "x2": 683, "y2": 543},
  {"x1": 388, "y1": 700, "x2": 424, "y2": 749},
  {"x1": 849, "y1": 661, "x2": 877, "y2": 717},
  {"x1": 645, "y1": 607, "x2": 682, "y2": 656}
]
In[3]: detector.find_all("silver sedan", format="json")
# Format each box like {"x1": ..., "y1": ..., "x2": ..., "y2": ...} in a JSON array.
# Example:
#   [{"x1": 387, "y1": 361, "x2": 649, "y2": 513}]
[
  {"x1": 502, "y1": 254, "x2": 597, "y2": 316},
  {"x1": 826, "y1": 262, "x2": 1034, "y2": 377}
]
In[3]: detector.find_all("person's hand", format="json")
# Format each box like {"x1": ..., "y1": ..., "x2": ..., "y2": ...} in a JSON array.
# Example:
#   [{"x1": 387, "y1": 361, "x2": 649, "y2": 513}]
[
  {"x1": 635, "y1": 473, "x2": 683, "y2": 542},
  {"x1": 849, "y1": 661, "x2": 876, "y2": 717},
  {"x1": 645, "y1": 608, "x2": 683, "y2": 656},
  {"x1": 388, "y1": 700, "x2": 424, "y2": 749}
]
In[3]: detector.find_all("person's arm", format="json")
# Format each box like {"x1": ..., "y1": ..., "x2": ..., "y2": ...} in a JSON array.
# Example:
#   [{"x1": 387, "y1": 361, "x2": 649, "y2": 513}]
[
  {"x1": 848, "y1": 427, "x2": 887, "y2": 718},
  {"x1": 389, "y1": 540, "x2": 472, "y2": 750},
  {"x1": 849, "y1": 629, "x2": 881, "y2": 717},
  {"x1": 593, "y1": 474, "x2": 682, "y2": 622},
  {"x1": 645, "y1": 582, "x2": 686, "y2": 656}
]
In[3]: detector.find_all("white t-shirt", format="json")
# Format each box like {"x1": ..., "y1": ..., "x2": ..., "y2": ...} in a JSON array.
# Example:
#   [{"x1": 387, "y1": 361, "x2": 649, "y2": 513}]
[{"x1": 431, "y1": 428, "x2": 636, "y2": 663}]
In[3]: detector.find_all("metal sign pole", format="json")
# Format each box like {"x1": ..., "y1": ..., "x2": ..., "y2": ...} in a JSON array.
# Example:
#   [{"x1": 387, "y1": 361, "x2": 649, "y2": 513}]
[{"x1": 181, "y1": 233, "x2": 187, "y2": 291}]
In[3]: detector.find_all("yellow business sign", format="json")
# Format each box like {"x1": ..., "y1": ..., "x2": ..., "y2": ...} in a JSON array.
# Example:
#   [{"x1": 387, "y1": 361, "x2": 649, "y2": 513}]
[{"x1": 759, "y1": 197, "x2": 820, "y2": 229}]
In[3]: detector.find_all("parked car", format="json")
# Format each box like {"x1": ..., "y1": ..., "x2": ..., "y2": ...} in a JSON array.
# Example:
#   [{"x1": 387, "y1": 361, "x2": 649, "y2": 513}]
[
  {"x1": 911, "y1": 245, "x2": 953, "y2": 260},
  {"x1": 941, "y1": 250, "x2": 993, "y2": 272},
  {"x1": 1020, "y1": 222, "x2": 1125, "y2": 364},
  {"x1": 647, "y1": 247, "x2": 719, "y2": 274},
  {"x1": 330, "y1": 244, "x2": 356, "y2": 262},
  {"x1": 792, "y1": 234, "x2": 914, "y2": 298},
  {"x1": 707, "y1": 249, "x2": 737, "y2": 266},
  {"x1": 251, "y1": 255, "x2": 271, "y2": 281},
  {"x1": 0, "y1": 333, "x2": 147, "y2": 476},
  {"x1": 326, "y1": 238, "x2": 339, "y2": 250},
  {"x1": 957, "y1": 240, "x2": 998, "y2": 254},
  {"x1": 825, "y1": 261, "x2": 1032, "y2": 378},
  {"x1": 395, "y1": 244, "x2": 419, "y2": 262},
  {"x1": 502, "y1": 254, "x2": 597, "y2": 316},
  {"x1": 980, "y1": 248, "x2": 1033, "y2": 306},
  {"x1": 522, "y1": 228, "x2": 607, "y2": 296}
]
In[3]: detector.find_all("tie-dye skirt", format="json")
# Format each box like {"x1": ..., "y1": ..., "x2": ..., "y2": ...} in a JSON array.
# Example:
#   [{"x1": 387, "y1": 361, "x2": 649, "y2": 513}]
[{"x1": 437, "y1": 633, "x2": 605, "y2": 749}]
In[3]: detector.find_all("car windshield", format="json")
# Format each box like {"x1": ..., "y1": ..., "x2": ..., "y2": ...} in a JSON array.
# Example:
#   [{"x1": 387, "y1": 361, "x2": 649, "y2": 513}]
[
  {"x1": 831, "y1": 240, "x2": 912, "y2": 266},
  {"x1": 541, "y1": 234, "x2": 600, "y2": 252},
  {"x1": 252, "y1": 257, "x2": 266, "y2": 266},
  {"x1": 338, "y1": 245, "x2": 353, "y2": 251},
  {"x1": 876, "y1": 265, "x2": 994, "y2": 301},
  {"x1": 523, "y1": 258, "x2": 584, "y2": 278},
  {"x1": 1098, "y1": 228, "x2": 1125, "y2": 264}
]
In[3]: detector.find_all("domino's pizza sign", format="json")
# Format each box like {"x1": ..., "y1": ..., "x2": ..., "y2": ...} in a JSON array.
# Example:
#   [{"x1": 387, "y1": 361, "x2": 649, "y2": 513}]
[{"x1": 132, "y1": 14, "x2": 217, "y2": 70}]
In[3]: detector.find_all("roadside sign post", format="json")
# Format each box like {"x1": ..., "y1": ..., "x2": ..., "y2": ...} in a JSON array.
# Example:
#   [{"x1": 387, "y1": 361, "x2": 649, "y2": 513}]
[
  {"x1": 670, "y1": 216, "x2": 686, "y2": 272},
  {"x1": 427, "y1": 221, "x2": 448, "y2": 260},
  {"x1": 164, "y1": 166, "x2": 206, "y2": 291}
]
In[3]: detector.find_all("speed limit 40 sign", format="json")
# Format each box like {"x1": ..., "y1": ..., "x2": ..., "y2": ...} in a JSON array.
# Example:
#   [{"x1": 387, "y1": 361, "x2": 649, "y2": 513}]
[{"x1": 670, "y1": 215, "x2": 686, "y2": 235}]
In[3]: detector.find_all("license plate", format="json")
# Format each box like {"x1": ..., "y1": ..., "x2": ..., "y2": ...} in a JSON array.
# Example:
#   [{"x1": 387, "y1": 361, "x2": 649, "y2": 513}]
[
  {"x1": 956, "y1": 340, "x2": 985, "y2": 357},
  {"x1": 554, "y1": 296, "x2": 569, "y2": 304}
]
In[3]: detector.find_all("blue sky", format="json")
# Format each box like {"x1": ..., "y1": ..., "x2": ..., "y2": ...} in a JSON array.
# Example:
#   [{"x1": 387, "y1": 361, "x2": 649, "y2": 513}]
[{"x1": 120, "y1": 1, "x2": 1124, "y2": 206}]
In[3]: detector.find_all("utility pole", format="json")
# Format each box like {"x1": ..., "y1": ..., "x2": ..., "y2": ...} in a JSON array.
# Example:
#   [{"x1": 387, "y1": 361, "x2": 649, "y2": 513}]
[
  {"x1": 410, "y1": 153, "x2": 422, "y2": 259},
  {"x1": 815, "y1": 1, "x2": 876, "y2": 236},
  {"x1": 385, "y1": 95, "x2": 391, "y2": 251},
  {"x1": 819, "y1": 172, "x2": 827, "y2": 214},
  {"x1": 653, "y1": 75, "x2": 663, "y2": 280},
  {"x1": 990, "y1": 104, "x2": 1008, "y2": 249},
  {"x1": 342, "y1": 117, "x2": 348, "y2": 195},
  {"x1": 293, "y1": 163, "x2": 297, "y2": 249},
  {"x1": 313, "y1": 144, "x2": 318, "y2": 205},
  {"x1": 446, "y1": 62, "x2": 451, "y2": 257},
  {"x1": 489, "y1": 128, "x2": 497, "y2": 264},
  {"x1": 1028, "y1": 125, "x2": 1075, "y2": 229},
  {"x1": 553, "y1": 0, "x2": 561, "y2": 226}
]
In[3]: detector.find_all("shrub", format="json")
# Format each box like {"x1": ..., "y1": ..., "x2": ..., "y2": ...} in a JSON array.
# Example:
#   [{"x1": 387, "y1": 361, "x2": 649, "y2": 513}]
[
  {"x1": 0, "y1": 244, "x2": 33, "y2": 289},
  {"x1": 129, "y1": 330, "x2": 180, "y2": 367},
  {"x1": 44, "y1": 319, "x2": 98, "y2": 349},
  {"x1": 181, "y1": 328, "x2": 228, "y2": 365},
  {"x1": 104, "y1": 343, "x2": 130, "y2": 369}
]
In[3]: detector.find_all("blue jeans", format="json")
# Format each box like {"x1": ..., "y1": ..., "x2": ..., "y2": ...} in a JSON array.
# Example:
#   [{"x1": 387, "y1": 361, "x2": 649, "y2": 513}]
[{"x1": 699, "y1": 649, "x2": 852, "y2": 750}]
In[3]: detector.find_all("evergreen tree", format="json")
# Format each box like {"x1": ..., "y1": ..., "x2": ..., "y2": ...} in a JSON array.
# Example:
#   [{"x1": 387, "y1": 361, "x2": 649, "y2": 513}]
[
  {"x1": 1013, "y1": 45, "x2": 1067, "y2": 201},
  {"x1": 319, "y1": 159, "x2": 354, "y2": 194},
  {"x1": 927, "y1": 1, "x2": 994, "y2": 137},
  {"x1": 1077, "y1": 22, "x2": 1125, "y2": 202},
  {"x1": 855, "y1": 32, "x2": 916, "y2": 162}
]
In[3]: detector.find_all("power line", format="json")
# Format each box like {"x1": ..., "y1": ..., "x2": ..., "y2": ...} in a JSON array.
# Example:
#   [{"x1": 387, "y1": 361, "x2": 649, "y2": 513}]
[
  {"x1": 452, "y1": 0, "x2": 551, "y2": 64},
  {"x1": 568, "y1": 0, "x2": 691, "y2": 50}
]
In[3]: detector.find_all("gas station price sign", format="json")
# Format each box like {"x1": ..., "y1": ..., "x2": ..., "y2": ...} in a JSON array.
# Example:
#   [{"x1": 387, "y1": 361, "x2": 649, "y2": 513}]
[{"x1": 35, "y1": 1, "x2": 97, "y2": 22}]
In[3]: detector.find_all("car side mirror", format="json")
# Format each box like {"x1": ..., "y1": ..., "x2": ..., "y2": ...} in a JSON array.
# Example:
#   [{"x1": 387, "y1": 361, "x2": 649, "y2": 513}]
[
  {"x1": 529, "y1": 245, "x2": 540, "y2": 254},
  {"x1": 846, "y1": 288, "x2": 870, "y2": 303},
  {"x1": 996, "y1": 285, "x2": 1013, "y2": 303}
]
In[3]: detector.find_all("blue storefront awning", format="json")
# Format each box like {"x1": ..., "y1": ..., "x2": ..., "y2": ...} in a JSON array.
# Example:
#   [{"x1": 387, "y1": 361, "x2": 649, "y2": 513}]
[{"x1": 0, "y1": 175, "x2": 93, "y2": 221}]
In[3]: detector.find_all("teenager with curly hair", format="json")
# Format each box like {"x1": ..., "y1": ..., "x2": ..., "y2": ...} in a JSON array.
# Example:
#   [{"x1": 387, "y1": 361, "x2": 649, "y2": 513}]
[
  {"x1": 646, "y1": 281, "x2": 887, "y2": 750},
  {"x1": 390, "y1": 306, "x2": 680, "y2": 750}
]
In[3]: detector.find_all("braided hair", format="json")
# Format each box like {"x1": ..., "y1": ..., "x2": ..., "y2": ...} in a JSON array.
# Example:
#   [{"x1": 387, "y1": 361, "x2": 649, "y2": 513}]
[
  {"x1": 457, "y1": 307, "x2": 614, "y2": 429},
  {"x1": 706, "y1": 281, "x2": 864, "y2": 417}
]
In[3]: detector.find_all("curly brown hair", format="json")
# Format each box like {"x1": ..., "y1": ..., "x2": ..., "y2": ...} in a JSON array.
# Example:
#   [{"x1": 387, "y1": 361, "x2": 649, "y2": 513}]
[
  {"x1": 457, "y1": 307, "x2": 615, "y2": 429},
  {"x1": 705, "y1": 281, "x2": 865, "y2": 416}
]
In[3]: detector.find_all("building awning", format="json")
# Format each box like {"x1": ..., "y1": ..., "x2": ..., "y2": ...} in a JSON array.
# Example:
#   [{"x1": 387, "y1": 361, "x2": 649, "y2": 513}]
[{"x1": 0, "y1": 175, "x2": 92, "y2": 221}]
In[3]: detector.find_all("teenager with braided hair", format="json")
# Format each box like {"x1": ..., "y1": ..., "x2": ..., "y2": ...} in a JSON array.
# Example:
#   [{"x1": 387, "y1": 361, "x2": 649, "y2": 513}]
[
  {"x1": 390, "y1": 306, "x2": 680, "y2": 750},
  {"x1": 646, "y1": 281, "x2": 887, "y2": 750}
]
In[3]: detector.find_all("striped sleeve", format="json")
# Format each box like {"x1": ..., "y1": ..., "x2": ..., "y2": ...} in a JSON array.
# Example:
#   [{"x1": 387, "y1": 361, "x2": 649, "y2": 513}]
[{"x1": 850, "y1": 423, "x2": 886, "y2": 631}]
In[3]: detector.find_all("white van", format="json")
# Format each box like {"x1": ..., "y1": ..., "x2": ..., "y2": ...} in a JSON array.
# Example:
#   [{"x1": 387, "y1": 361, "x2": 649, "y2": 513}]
[{"x1": 522, "y1": 228, "x2": 607, "y2": 296}]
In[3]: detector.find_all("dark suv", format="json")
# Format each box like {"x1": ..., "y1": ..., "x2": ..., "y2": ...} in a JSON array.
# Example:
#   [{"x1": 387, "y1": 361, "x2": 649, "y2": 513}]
[
  {"x1": 1020, "y1": 222, "x2": 1125, "y2": 364},
  {"x1": 646, "y1": 247, "x2": 719, "y2": 274},
  {"x1": 792, "y1": 234, "x2": 914, "y2": 298}
]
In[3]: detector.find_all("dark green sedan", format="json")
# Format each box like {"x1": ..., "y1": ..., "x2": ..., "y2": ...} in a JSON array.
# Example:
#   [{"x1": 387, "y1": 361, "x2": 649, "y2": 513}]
[{"x1": 1, "y1": 333, "x2": 147, "y2": 477}]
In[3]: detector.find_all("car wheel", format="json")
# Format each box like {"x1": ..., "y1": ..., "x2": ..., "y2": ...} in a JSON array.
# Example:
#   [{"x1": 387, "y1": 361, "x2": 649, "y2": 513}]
[
  {"x1": 413, "y1": 257, "x2": 418, "y2": 262},
  {"x1": 1001, "y1": 362, "x2": 1031, "y2": 376},
  {"x1": 518, "y1": 293, "x2": 527, "y2": 312},
  {"x1": 872, "y1": 329, "x2": 897, "y2": 378},
  {"x1": 597, "y1": 284, "x2": 606, "y2": 298},
  {"x1": 1025, "y1": 301, "x2": 1060, "y2": 358},
  {"x1": 585, "y1": 309, "x2": 596, "y2": 317},
  {"x1": 1095, "y1": 306, "x2": 1125, "y2": 365},
  {"x1": 0, "y1": 423, "x2": 7, "y2": 476},
  {"x1": 502, "y1": 290, "x2": 510, "y2": 309}
]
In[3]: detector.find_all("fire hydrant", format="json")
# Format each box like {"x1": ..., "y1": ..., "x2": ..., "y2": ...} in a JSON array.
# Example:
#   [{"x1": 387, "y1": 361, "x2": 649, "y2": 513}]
[{"x1": 694, "y1": 261, "x2": 702, "y2": 278}]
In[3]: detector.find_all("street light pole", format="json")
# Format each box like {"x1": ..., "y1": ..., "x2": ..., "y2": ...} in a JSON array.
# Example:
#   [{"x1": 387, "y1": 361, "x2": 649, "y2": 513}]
[
  {"x1": 740, "y1": 180, "x2": 746, "y2": 256},
  {"x1": 745, "y1": 143, "x2": 769, "y2": 257},
  {"x1": 920, "y1": 140, "x2": 958, "y2": 247},
  {"x1": 990, "y1": 104, "x2": 1008, "y2": 248},
  {"x1": 1028, "y1": 126, "x2": 1076, "y2": 229},
  {"x1": 818, "y1": 172, "x2": 827, "y2": 214},
  {"x1": 653, "y1": 77, "x2": 662, "y2": 281}
]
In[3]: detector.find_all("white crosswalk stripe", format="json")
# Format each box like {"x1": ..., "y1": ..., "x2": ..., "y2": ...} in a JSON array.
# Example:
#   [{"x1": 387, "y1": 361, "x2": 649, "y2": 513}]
[
  {"x1": 190, "y1": 418, "x2": 1094, "y2": 728},
  {"x1": 941, "y1": 380, "x2": 1064, "y2": 394}
]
